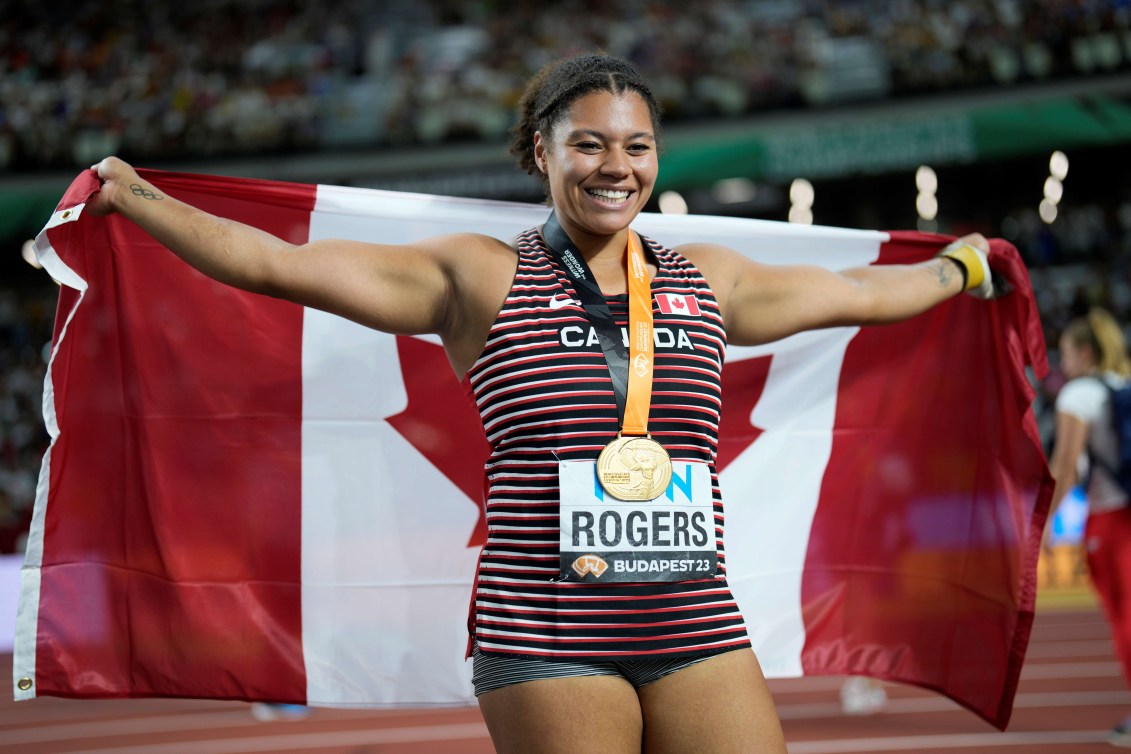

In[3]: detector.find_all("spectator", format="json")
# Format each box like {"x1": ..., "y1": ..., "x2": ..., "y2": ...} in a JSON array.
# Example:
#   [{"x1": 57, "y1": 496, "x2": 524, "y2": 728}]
[{"x1": 1, "y1": 0, "x2": 1127, "y2": 171}]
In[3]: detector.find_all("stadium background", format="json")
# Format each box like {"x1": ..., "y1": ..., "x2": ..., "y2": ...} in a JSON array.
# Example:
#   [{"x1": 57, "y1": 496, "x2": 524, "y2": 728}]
[{"x1": 0, "y1": 0, "x2": 1126, "y2": 737}]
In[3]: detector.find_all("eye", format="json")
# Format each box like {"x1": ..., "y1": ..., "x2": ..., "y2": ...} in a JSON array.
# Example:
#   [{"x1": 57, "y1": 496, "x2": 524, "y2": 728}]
[
  {"x1": 574, "y1": 141, "x2": 602, "y2": 152},
  {"x1": 627, "y1": 143, "x2": 652, "y2": 154}
]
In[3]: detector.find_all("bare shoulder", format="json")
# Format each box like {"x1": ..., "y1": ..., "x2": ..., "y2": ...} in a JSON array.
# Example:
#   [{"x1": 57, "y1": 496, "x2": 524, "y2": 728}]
[
  {"x1": 672, "y1": 241, "x2": 744, "y2": 269},
  {"x1": 672, "y1": 242, "x2": 758, "y2": 304},
  {"x1": 413, "y1": 231, "x2": 518, "y2": 286},
  {"x1": 415, "y1": 231, "x2": 517, "y2": 261}
]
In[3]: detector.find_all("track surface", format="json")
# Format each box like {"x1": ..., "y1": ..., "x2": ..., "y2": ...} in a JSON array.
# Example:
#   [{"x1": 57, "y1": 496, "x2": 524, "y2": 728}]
[{"x1": 1, "y1": 605, "x2": 1125, "y2": 753}]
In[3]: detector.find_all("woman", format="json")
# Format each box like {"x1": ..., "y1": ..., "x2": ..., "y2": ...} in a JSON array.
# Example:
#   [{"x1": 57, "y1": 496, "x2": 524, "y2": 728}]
[
  {"x1": 1047, "y1": 308, "x2": 1131, "y2": 748},
  {"x1": 89, "y1": 54, "x2": 994, "y2": 754}
]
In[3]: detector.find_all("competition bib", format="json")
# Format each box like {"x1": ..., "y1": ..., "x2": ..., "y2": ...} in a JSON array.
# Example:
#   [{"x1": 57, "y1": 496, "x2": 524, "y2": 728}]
[{"x1": 558, "y1": 460, "x2": 717, "y2": 582}]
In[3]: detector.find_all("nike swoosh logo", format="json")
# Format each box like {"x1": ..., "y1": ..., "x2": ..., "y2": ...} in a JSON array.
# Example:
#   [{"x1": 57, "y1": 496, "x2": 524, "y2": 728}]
[{"x1": 548, "y1": 295, "x2": 579, "y2": 310}]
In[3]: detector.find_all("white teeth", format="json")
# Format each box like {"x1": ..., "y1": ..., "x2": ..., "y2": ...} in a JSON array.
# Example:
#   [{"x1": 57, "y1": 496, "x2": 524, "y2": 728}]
[{"x1": 588, "y1": 188, "x2": 629, "y2": 200}]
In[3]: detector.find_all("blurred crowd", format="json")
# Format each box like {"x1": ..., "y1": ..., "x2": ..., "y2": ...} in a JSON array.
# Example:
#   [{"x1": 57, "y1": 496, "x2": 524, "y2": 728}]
[
  {"x1": 0, "y1": 287, "x2": 52, "y2": 553},
  {"x1": 1013, "y1": 199, "x2": 1131, "y2": 343},
  {"x1": 3, "y1": 0, "x2": 1131, "y2": 170}
]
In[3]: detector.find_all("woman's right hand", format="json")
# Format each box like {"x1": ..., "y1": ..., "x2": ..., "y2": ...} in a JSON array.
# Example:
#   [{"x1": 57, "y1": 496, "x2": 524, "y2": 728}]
[{"x1": 86, "y1": 156, "x2": 141, "y2": 217}]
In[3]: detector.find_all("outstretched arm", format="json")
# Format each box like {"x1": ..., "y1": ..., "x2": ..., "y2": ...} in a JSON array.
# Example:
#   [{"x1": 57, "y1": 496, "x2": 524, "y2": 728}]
[
  {"x1": 88, "y1": 158, "x2": 514, "y2": 365},
  {"x1": 682, "y1": 234, "x2": 992, "y2": 346}
]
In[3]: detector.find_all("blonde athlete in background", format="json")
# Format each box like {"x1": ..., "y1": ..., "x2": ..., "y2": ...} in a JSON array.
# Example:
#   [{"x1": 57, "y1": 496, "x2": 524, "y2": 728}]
[
  {"x1": 88, "y1": 54, "x2": 997, "y2": 754},
  {"x1": 1047, "y1": 308, "x2": 1131, "y2": 748}
]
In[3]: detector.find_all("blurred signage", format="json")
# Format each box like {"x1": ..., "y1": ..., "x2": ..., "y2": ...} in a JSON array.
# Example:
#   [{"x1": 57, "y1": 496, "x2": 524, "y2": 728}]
[{"x1": 762, "y1": 114, "x2": 976, "y2": 180}]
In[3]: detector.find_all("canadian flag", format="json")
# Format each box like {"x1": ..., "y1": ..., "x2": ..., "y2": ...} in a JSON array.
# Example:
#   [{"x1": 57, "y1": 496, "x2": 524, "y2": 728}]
[
  {"x1": 655, "y1": 292, "x2": 702, "y2": 316},
  {"x1": 13, "y1": 169, "x2": 1050, "y2": 729}
]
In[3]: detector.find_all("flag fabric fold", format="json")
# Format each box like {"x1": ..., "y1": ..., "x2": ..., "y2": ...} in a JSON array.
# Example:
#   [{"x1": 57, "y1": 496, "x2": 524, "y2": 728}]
[{"x1": 14, "y1": 169, "x2": 1050, "y2": 729}]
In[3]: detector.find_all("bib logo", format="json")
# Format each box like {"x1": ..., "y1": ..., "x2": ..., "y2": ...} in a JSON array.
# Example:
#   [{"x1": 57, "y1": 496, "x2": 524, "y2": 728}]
[
  {"x1": 560, "y1": 325, "x2": 694, "y2": 351},
  {"x1": 572, "y1": 554, "x2": 609, "y2": 578}
]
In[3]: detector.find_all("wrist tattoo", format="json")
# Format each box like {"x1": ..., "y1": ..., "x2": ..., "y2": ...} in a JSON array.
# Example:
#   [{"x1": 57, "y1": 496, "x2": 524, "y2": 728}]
[
  {"x1": 130, "y1": 184, "x2": 164, "y2": 201},
  {"x1": 934, "y1": 257, "x2": 961, "y2": 289}
]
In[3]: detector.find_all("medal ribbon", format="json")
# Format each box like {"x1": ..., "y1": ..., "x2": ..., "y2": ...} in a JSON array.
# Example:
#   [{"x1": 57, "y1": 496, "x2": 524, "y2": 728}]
[
  {"x1": 622, "y1": 230, "x2": 653, "y2": 436},
  {"x1": 541, "y1": 212, "x2": 654, "y2": 436}
]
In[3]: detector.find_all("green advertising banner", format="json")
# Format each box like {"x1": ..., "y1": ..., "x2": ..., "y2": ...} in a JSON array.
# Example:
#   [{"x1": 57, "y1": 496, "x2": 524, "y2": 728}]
[{"x1": 655, "y1": 94, "x2": 1131, "y2": 191}]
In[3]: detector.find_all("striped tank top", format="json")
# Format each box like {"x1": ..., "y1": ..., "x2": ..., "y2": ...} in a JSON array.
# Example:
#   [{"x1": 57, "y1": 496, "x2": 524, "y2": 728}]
[{"x1": 466, "y1": 227, "x2": 751, "y2": 659}]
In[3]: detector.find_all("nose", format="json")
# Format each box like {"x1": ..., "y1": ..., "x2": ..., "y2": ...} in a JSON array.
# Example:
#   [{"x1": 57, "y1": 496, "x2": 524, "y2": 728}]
[{"x1": 601, "y1": 148, "x2": 632, "y2": 179}]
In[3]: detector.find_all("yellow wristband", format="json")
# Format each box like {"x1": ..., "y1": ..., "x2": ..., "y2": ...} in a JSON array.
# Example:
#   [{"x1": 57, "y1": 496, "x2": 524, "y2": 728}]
[{"x1": 938, "y1": 242, "x2": 986, "y2": 292}]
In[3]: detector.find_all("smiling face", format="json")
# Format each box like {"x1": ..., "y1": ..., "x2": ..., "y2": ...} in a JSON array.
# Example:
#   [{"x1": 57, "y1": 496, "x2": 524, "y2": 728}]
[{"x1": 533, "y1": 90, "x2": 658, "y2": 242}]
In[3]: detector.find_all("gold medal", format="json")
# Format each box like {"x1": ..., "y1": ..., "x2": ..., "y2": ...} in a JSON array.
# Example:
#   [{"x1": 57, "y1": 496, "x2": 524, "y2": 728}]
[{"x1": 596, "y1": 435, "x2": 672, "y2": 501}]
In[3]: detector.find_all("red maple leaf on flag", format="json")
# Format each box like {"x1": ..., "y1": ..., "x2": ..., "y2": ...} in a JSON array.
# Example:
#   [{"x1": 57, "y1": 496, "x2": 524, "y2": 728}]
[
  {"x1": 717, "y1": 355, "x2": 773, "y2": 470},
  {"x1": 386, "y1": 336, "x2": 491, "y2": 547},
  {"x1": 388, "y1": 337, "x2": 772, "y2": 548}
]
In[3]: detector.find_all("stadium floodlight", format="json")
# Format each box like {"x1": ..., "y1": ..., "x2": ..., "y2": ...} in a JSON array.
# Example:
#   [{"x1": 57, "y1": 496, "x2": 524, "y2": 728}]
[
  {"x1": 1049, "y1": 151, "x2": 1069, "y2": 181},
  {"x1": 1044, "y1": 176, "x2": 1064, "y2": 205},
  {"x1": 916, "y1": 192, "x2": 939, "y2": 221},
  {"x1": 789, "y1": 178, "x2": 814, "y2": 208},
  {"x1": 915, "y1": 165, "x2": 938, "y2": 194},
  {"x1": 1039, "y1": 198, "x2": 1058, "y2": 224},
  {"x1": 22, "y1": 239, "x2": 42, "y2": 269},
  {"x1": 658, "y1": 190, "x2": 688, "y2": 215},
  {"x1": 788, "y1": 206, "x2": 814, "y2": 225}
]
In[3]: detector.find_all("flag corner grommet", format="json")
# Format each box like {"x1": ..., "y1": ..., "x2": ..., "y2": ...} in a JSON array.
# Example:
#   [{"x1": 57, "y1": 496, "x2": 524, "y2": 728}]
[{"x1": 17, "y1": 677, "x2": 32, "y2": 691}]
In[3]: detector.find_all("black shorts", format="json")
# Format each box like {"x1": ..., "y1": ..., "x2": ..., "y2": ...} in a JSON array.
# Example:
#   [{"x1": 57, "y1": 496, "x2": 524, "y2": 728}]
[{"x1": 471, "y1": 645, "x2": 722, "y2": 696}]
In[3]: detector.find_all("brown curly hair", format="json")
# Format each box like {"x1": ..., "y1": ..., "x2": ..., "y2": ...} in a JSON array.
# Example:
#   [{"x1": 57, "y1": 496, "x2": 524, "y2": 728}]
[{"x1": 509, "y1": 53, "x2": 663, "y2": 201}]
